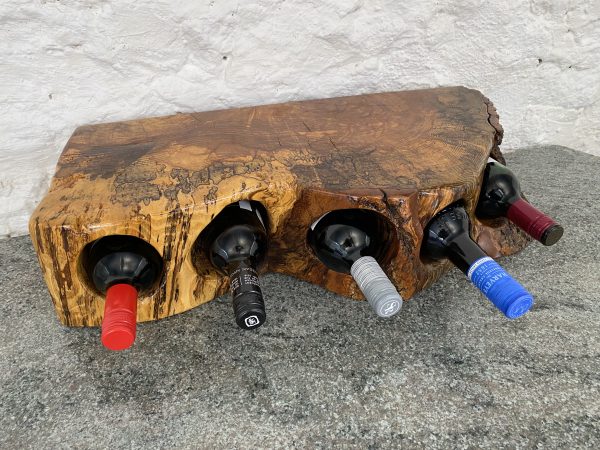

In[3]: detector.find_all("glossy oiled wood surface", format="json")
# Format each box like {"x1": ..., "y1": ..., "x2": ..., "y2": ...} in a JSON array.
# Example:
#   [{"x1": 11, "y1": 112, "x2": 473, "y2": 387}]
[{"x1": 30, "y1": 86, "x2": 528, "y2": 326}]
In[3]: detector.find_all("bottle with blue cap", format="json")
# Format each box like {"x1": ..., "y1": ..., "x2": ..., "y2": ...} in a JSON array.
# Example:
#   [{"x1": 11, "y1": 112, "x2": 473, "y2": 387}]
[{"x1": 421, "y1": 203, "x2": 533, "y2": 319}]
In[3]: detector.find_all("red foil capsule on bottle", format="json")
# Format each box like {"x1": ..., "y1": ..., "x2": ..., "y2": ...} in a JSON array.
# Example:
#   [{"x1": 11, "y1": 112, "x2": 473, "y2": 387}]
[
  {"x1": 507, "y1": 198, "x2": 564, "y2": 246},
  {"x1": 101, "y1": 283, "x2": 138, "y2": 351}
]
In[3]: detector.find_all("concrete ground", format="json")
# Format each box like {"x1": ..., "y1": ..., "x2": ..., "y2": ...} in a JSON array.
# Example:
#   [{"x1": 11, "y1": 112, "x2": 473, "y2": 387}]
[{"x1": 0, "y1": 146, "x2": 598, "y2": 449}]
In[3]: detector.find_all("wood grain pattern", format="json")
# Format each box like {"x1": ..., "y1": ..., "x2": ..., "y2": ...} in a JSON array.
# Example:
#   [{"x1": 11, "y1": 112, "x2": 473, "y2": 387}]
[{"x1": 29, "y1": 86, "x2": 529, "y2": 327}]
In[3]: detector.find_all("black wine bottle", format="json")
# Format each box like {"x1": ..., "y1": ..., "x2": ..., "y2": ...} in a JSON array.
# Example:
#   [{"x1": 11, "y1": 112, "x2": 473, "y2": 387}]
[
  {"x1": 84, "y1": 235, "x2": 162, "y2": 350},
  {"x1": 422, "y1": 203, "x2": 533, "y2": 319},
  {"x1": 307, "y1": 209, "x2": 403, "y2": 318},
  {"x1": 202, "y1": 201, "x2": 268, "y2": 330},
  {"x1": 476, "y1": 158, "x2": 563, "y2": 245}
]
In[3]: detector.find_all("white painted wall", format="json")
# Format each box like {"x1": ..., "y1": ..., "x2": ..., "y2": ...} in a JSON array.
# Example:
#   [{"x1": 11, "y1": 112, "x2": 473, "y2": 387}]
[{"x1": 1, "y1": 0, "x2": 599, "y2": 237}]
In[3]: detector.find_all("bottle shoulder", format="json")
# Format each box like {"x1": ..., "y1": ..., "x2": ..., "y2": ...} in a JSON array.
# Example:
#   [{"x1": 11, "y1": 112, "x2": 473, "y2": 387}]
[
  {"x1": 476, "y1": 162, "x2": 522, "y2": 217},
  {"x1": 422, "y1": 205, "x2": 470, "y2": 258},
  {"x1": 307, "y1": 209, "x2": 389, "y2": 273},
  {"x1": 208, "y1": 223, "x2": 267, "y2": 271},
  {"x1": 86, "y1": 235, "x2": 162, "y2": 272},
  {"x1": 84, "y1": 236, "x2": 163, "y2": 292},
  {"x1": 421, "y1": 204, "x2": 486, "y2": 272}
]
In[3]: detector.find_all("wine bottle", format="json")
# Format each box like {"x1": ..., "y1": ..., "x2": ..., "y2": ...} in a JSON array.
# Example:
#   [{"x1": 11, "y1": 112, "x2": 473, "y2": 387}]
[
  {"x1": 422, "y1": 203, "x2": 533, "y2": 319},
  {"x1": 203, "y1": 200, "x2": 268, "y2": 330},
  {"x1": 307, "y1": 209, "x2": 403, "y2": 318},
  {"x1": 84, "y1": 235, "x2": 162, "y2": 350},
  {"x1": 476, "y1": 158, "x2": 563, "y2": 246}
]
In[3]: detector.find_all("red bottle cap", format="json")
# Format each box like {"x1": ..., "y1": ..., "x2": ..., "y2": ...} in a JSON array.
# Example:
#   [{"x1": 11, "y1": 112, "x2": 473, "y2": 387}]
[
  {"x1": 507, "y1": 198, "x2": 563, "y2": 246},
  {"x1": 101, "y1": 283, "x2": 138, "y2": 351}
]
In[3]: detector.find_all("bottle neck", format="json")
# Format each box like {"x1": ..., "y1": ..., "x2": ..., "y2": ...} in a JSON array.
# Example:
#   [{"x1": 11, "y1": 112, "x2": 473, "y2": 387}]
[
  {"x1": 227, "y1": 258, "x2": 257, "y2": 277},
  {"x1": 226, "y1": 259, "x2": 261, "y2": 303},
  {"x1": 209, "y1": 224, "x2": 267, "y2": 273},
  {"x1": 311, "y1": 223, "x2": 373, "y2": 273},
  {"x1": 507, "y1": 198, "x2": 564, "y2": 245},
  {"x1": 226, "y1": 259, "x2": 266, "y2": 330},
  {"x1": 445, "y1": 233, "x2": 488, "y2": 275}
]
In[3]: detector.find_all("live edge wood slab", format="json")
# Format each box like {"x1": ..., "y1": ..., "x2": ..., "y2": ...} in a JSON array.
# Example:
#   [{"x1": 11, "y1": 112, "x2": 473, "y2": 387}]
[{"x1": 30, "y1": 86, "x2": 529, "y2": 327}]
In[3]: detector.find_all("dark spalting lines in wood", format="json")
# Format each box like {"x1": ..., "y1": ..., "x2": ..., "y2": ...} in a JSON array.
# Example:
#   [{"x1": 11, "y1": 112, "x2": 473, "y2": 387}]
[
  {"x1": 109, "y1": 156, "x2": 270, "y2": 207},
  {"x1": 33, "y1": 218, "x2": 46, "y2": 259},
  {"x1": 168, "y1": 168, "x2": 211, "y2": 197},
  {"x1": 316, "y1": 153, "x2": 394, "y2": 189},
  {"x1": 110, "y1": 160, "x2": 165, "y2": 207},
  {"x1": 158, "y1": 209, "x2": 192, "y2": 318},
  {"x1": 42, "y1": 225, "x2": 72, "y2": 325},
  {"x1": 206, "y1": 159, "x2": 269, "y2": 185},
  {"x1": 56, "y1": 142, "x2": 155, "y2": 181},
  {"x1": 203, "y1": 186, "x2": 219, "y2": 209},
  {"x1": 46, "y1": 200, "x2": 73, "y2": 223},
  {"x1": 287, "y1": 147, "x2": 419, "y2": 192}
]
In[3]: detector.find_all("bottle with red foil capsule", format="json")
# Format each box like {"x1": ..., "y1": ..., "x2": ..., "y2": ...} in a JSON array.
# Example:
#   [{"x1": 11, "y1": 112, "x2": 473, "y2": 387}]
[
  {"x1": 422, "y1": 203, "x2": 533, "y2": 319},
  {"x1": 84, "y1": 235, "x2": 163, "y2": 351},
  {"x1": 476, "y1": 158, "x2": 563, "y2": 246}
]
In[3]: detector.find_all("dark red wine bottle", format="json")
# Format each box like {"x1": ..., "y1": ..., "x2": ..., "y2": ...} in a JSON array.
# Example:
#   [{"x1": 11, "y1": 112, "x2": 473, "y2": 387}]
[
  {"x1": 202, "y1": 201, "x2": 268, "y2": 330},
  {"x1": 476, "y1": 158, "x2": 563, "y2": 246},
  {"x1": 84, "y1": 235, "x2": 162, "y2": 351},
  {"x1": 422, "y1": 204, "x2": 533, "y2": 319},
  {"x1": 307, "y1": 209, "x2": 403, "y2": 318}
]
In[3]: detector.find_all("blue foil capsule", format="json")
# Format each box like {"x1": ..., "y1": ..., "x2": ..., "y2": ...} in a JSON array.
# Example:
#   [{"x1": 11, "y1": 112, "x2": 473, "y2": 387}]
[{"x1": 467, "y1": 257, "x2": 534, "y2": 319}]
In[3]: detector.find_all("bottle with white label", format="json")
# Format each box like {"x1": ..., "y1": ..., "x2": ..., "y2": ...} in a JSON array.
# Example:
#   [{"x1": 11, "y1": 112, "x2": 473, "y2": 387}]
[
  {"x1": 307, "y1": 209, "x2": 403, "y2": 318},
  {"x1": 421, "y1": 203, "x2": 533, "y2": 319},
  {"x1": 201, "y1": 201, "x2": 268, "y2": 330}
]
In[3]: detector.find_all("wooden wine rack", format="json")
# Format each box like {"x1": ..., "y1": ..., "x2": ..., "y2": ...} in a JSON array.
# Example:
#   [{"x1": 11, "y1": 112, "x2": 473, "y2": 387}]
[{"x1": 29, "y1": 86, "x2": 530, "y2": 327}]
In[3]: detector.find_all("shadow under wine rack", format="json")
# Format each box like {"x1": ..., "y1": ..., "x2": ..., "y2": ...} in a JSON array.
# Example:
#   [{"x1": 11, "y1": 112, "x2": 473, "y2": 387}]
[{"x1": 30, "y1": 86, "x2": 530, "y2": 327}]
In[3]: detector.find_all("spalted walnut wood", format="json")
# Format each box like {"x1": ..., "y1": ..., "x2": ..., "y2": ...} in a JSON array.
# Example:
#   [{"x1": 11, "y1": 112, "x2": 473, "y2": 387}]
[{"x1": 29, "y1": 86, "x2": 529, "y2": 327}]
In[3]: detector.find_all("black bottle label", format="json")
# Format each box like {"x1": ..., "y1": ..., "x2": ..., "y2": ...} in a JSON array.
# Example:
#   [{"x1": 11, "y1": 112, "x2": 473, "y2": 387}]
[
  {"x1": 230, "y1": 265, "x2": 261, "y2": 294},
  {"x1": 229, "y1": 264, "x2": 263, "y2": 328}
]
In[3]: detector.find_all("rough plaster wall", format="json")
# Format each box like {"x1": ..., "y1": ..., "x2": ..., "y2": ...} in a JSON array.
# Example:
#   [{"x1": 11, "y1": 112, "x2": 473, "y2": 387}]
[{"x1": 1, "y1": 0, "x2": 599, "y2": 237}]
